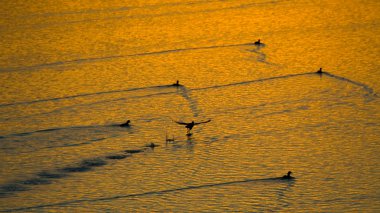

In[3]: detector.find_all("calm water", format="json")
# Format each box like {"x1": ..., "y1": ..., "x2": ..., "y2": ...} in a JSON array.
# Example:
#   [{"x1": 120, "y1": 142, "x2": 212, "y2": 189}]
[{"x1": 1, "y1": 0, "x2": 380, "y2": 212}]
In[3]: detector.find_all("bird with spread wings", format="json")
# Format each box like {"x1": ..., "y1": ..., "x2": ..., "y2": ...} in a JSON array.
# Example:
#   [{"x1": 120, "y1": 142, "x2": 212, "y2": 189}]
[{"x1": 173, "y1": 119, "x2": 211, "y2": 134}]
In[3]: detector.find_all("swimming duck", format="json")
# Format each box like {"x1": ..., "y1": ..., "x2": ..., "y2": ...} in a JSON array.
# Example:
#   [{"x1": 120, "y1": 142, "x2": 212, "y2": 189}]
[
  {"x1": 146, "y1": 143, "x2": 158, "y2": 148},
  {"x1": 317, "y1": 68, "x2": 323, "y2": 74},
  {"x1": 281, "y1": 171, "x2": 294, "y2": 179},
  {"x1": 120, "y1": 120, "x2": 130, "y2": 127},
  {"x1": 172, "y1": 80, "x2": 181, "y2": 86},
  {"x1": 254, "y1": 39, "x2": 261, "y2": 45},
  {"x1": 174, "y1": 119, "x2": 211, "y2": 134}
]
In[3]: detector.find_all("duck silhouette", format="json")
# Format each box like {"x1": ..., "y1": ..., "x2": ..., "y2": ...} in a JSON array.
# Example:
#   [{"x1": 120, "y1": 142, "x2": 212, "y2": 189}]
[
  {"x1": 174, "y1": 119, "x2": 211, "y2": 134},
  {"x1": 254, "y1": 39, "x2": 261, "y2": 45},
  {"x1": 281, "y1": 171, "x2": 294, "y2": 179},
  {"x1": 146, "y1": 143, "x2": 158, "y2": 148},
  {"x1": 120, "y1": 120, "x2": 130, "y2": 127},
  {"x1": 172, "y1": 80, "x2": 181, "y2": 87},
  {"x1": 317, "y1": 68, "x2": 323, "y2": 74}
]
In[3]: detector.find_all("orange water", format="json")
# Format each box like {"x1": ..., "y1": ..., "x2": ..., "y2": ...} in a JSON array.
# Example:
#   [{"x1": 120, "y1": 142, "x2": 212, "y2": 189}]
[{"x1": 0, "y1": 0, "x2": 379, "y2": 211}]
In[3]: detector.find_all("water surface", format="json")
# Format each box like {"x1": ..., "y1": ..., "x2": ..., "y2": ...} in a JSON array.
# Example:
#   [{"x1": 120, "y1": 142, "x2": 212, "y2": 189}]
[{"x1": 0, "y1": 0, "x2": 379, "y2": 211}]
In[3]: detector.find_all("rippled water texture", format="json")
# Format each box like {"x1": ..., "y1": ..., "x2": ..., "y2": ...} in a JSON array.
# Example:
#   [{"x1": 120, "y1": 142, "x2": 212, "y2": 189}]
[{"x1": 0, "y1": 0, "x2": 379, "y2": 212}]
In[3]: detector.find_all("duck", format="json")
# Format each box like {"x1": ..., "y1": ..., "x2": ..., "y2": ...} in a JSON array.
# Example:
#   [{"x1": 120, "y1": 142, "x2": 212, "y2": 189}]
[
  {"x1": 172, "y1": 80, "x2": 181, "y2": 87},
  {"x1": 317, "y1": 68, "x2": 323, "y2": 74},
  {"x1": 146, "y1": 143, "x2": 158, "y2": 148},
  {"x1": 281, "y1": 171, "x2": 294, "y2": 179},
  {"x1": 120, "y1": 120, "x2": 131, "y2": 127},
  {"x1": 254, "y1": 39, "x2": 261, "y2": 45},
  {"x1": 174, "y1": 119, "x2": 211, "y2": 134}
]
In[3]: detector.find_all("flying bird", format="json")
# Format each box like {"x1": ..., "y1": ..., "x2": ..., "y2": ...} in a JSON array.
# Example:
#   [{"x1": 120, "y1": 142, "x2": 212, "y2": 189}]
[{"x1": 173, "y1": 119, "x2": 211, "y2": 135}]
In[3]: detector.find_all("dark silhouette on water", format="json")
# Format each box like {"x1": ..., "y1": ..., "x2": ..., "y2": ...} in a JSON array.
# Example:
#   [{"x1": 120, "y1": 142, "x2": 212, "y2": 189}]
[
  {"x1": 174, "y1": 119, "x2": 211, "y2": 134},
  {"x1": 281, "y1": 171, "x2": 294, "y2": 179},
  {"x1": 172, "y1": 80, "x2": 181, "y2": 87},
  {"x1": 146, "y1": 143, "x2": 158, "y2": 148},
  {"x1": 120, "y1": 120, "x2": 130, "y2": 127},
  {"x1": 254, "y1": 39, "x2": 261, "y2": 45},
  {"x1": 317, "y1": 68, "x2": 323, "y2": 74},
  {"x1": 3, "y1": 174, "x2": 296, "y2": 212}
]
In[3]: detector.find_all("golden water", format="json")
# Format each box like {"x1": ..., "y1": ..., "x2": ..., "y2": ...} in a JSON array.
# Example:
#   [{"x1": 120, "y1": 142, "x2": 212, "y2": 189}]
[{"x1": 0, "y1": 0, "x2": 379, "y2": 211}]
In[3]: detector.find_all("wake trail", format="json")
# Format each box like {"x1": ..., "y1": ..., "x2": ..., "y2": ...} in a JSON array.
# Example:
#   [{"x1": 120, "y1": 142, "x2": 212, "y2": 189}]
[
  {"x1": 177, "y1": 86, "x2": 201, "y2": 117},
  {"x1": 0, "y1": 89, "x2": 180, "y2": 122},
  {"x1": 0, "y1": 85, "x2": 167, "y2": 108},
  {"x1": 2, "y1": 72, "x2": 374, "y2": 121},
  {"x1": 192, "y1": 72, "x2": 376, "y2": 97},
  {"x1": 0, "y1": 177, "x2": 291, "y2": 212},
  {"x1": 0, "y1": 42, "x2": 256, "y2": 73},
  {"x1": 192, "y1": 72, "x2": 316, "y2": 91},
  {"x1": 248, "y1": 44, "x2": 279, "y2": 66},
  {"x1": 0, "y1": 124, "x2": 111, "y2": 140},
  {"x1": 323, "y1": 72, "x2": 376, "y2": 96}
]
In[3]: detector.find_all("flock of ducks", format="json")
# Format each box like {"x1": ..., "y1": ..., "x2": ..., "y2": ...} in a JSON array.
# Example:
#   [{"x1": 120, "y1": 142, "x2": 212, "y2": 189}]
[
  {"x1": 119, "y1": 113, "x2": 294, "y2": 179},
  {"x1": 119, "y1": 79, "x2": 211, "y2": 135},
  {"x1": 117, "y1": 40, "x2": 317, "y2": 180},
  {"x1": 119, "y1": 111, "x2": 210, "y2": 136}
]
